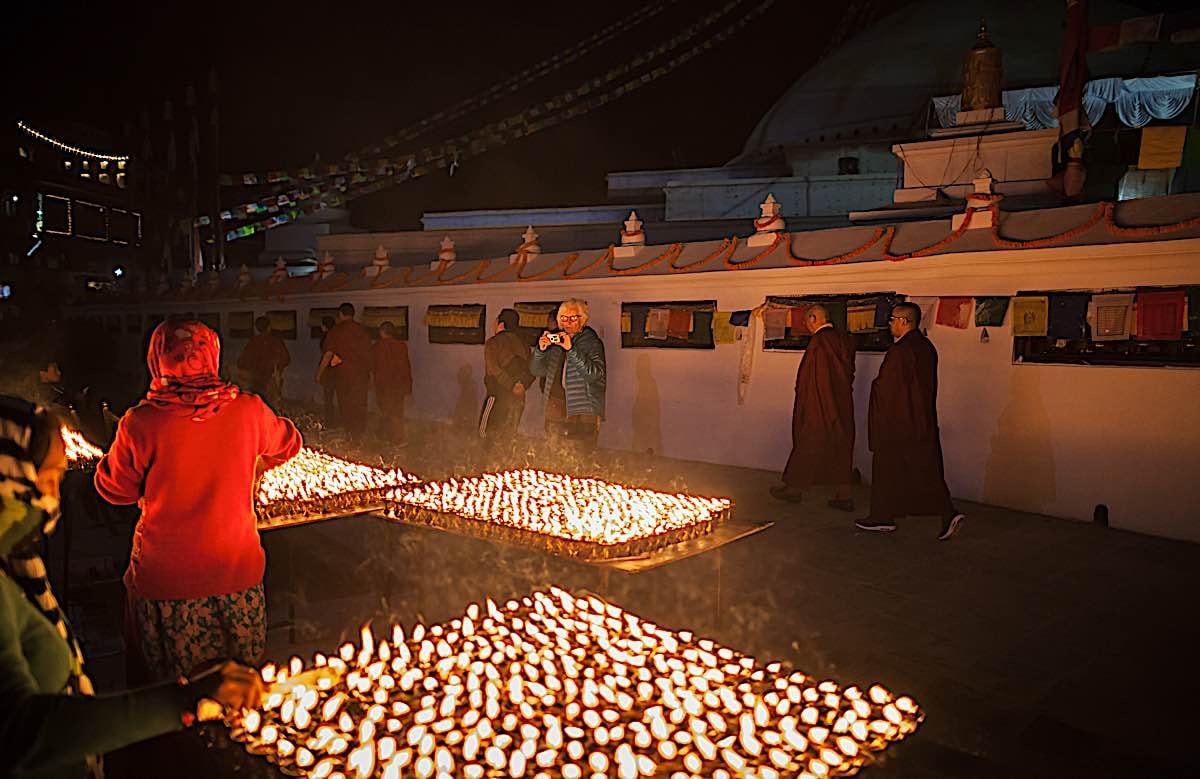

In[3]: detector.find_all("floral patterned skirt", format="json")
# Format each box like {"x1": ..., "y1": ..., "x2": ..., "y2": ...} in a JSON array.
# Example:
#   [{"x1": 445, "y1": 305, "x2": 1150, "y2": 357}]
[{"x1": 125, "y1": 583, "x2": 266, "y2": 684}]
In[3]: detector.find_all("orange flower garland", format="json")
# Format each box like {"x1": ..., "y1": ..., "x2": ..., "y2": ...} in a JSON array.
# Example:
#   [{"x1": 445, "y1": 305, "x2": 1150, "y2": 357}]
[
  {"x1": 724, "y1": 232, "x2": 782, "y2": 269},
  {"x1": 606, "y1": 243, "x2": 683, "y2": 275},
  {"x1": 787, "y1": 227, "x2": 887, "y2": 266},
  {"x1": 562, "y1": 246, "x2": 614, "y2": 280},
  {"x1": 669, "y1": 237, "x2": 737, "y2": 273}
]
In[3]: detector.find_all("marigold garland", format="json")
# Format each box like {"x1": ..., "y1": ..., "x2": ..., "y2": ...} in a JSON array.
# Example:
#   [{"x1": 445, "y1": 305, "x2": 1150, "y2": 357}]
[
  {"x1": 882, "y1": 209, "x2": 974, "y2": 262},
  {"x1": 517, "y1": 251, "x2": 576, "y2": 282},
  {"x1": 1104, "y1": 203, "x2": 1200, "y2": 237},
  {"x1": 787, "y1": 227, "x2": 887, "y2": 266},
  {"x1": 563, "y1": 246, "x2": 614, "y2": 280},
  {"x1": 724, "y1": 232, "x2": 782, "y2": 269},
  {"x1": 990, "y1": 202, "x2": 1108, "y2": 249},
  {"x1": 669, "y1": 237, "x2": 737, "y2": 273},
  {"x1": 607, "y1": 243, "x2": 683, "y2": 275},
  {"x1": 436, "y1": 258, "x2": 488, "y2": 284}
]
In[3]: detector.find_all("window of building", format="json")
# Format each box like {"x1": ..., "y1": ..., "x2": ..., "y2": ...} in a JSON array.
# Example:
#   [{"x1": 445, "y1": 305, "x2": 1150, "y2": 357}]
[
  {"x1": 228, "y1": 311, "x2": 254, "y2": 338},
  {"x1": 621, "y1": 301, "x2": 716, "y2": 349},
  {"x1": 362, "y1": 306, "x2": 409, "y2": 340},
  {"x1": 762, "y1": 293, "x2": 900, "y2": 353},
  {"x1": 116, "y1": 172, "x2": 126, "y2": 189},
  {"x1": 98, "y1": 173, "x2": 111, "y2": 185},
  {"x1": 307, "y1": 308, "x2": 339, "y2": 338},
  {"x1": 73, "y1": 201, "x2": 107, "y2": 241},
  {"x1": 838, "y1": 156, "x2": 861, "y2": 175},
  {"x1": 42, "y1": 194, "x2": 71, "y2": 235},
  {"x1": 425, "y1": 304, "x2": 486, "y2": 345},
  {"x1": 63, "y1": 160, "x2": 72, "y2": 171},
  {"x1": 1012, "y1": 287, "x2": 1200, "y2": 368},
  {"x1": 266, "y1": 310, "x2": 298, "y2": 340}
]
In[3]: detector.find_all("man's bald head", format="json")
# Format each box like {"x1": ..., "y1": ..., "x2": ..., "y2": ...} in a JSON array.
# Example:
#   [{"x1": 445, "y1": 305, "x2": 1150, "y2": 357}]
[{"x1": 806, "y1": 304, "x2": 830, "y2": 329}]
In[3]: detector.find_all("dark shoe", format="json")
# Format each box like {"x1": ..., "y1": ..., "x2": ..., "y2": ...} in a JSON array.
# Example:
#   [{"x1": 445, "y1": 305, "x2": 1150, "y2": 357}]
[
  {"x1": 827, "y1": 498, "x2": 855, "y2": 512},
  {"x1": 938, "y1": 512, "x2": 965, "y2": 540},
  {"x1": 769, "y1": 485, "x2": 804, "y2": 503},
  {"x1": 855, "y1": 517, "x2": 897, "y2": 532}
]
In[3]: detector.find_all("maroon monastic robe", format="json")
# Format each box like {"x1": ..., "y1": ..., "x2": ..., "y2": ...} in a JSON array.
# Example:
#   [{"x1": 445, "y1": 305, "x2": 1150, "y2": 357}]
[
  {"x1": 867, "y1": 330, "x2": 954, "y2": 519},
  {"x1": 782, "y1": 325, "x2": 856, "y2": 488},
  {"x1": 324, "y1": 320, "x2": 373, "y2": 437}
]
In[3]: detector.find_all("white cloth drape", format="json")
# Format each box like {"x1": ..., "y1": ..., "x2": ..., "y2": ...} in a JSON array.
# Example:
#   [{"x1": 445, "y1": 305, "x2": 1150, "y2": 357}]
[{"x1": 933, "y1": 73, "x2": 1196, "y2": 130}]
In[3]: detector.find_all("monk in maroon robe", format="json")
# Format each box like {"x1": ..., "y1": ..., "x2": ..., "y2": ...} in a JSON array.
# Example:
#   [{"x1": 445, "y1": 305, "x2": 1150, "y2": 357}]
[
  {"x1": 317, "y1": 302, "x2": 373, "y2": 440},
  {"x1": 857, "y1": 302, "x2": 965, "y2": 539},
  {"x1": 770, "y1": 304, "x2": 856, "y2": 510},
  {"x1": 237, "y1": 315, "x2": 290, "y2": 408}
]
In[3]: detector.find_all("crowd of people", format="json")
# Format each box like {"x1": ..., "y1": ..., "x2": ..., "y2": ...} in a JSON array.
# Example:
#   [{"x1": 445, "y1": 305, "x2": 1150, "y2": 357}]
[{"x1": 0, "y1": 296, "x2": 965, "y2": 774}]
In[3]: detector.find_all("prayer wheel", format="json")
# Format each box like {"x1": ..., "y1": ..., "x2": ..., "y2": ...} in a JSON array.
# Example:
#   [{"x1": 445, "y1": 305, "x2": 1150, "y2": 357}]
[{"x1": 961, "y1": 20, "x2": 1003, "y2": 112}]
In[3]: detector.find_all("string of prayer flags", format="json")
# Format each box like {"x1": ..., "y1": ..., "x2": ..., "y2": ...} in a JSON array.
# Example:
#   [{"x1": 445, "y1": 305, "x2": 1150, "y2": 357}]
[
  {"x1": 789, "y1": 305, "x2": 810, "y2": 335},
  {"x1": 620, "y1": 310, "x2": 632, "y2": 333},
  {"x1": 644, "y1": 308, "x2": 669, "y2": 340},
  {"x1": 1088, "y1": 293, "x2": 1134, "y2": 341},
  {"x1": 1135, "y1": 288, "x2": 1186, "y2": 340},
  {"x1": 1011, "y1": 296, "x2": 1049, "y2": 336},
  {"x1": 974, "y1": 297, "x2": 1010, "y2": 327},
  {"x1": 713, "y1": 311, "x2": 736, "y2": 344},
  {"x1": 729, "y1": 310, "x2": 751, "y2": 327},
  {"x1": 906, "y1": 297, "x2": 939, "y2": 333},
  {"x1": 763, "y1": 308, "x2": 789, "y2": 341},
  {"x1": 667, "y1": 309, "x2": 692, "y2": 340},
  {"x1": 1047, "y1": 293, "x2": 1090, "y2": 340},
  {"x1": 935, "y1": 297, "x2": 973, "y2": 329}
]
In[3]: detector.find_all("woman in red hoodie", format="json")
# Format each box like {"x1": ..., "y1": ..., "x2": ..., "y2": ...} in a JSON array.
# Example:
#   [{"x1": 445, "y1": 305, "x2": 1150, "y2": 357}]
[{"x1": 95, "y1": 320, "x2": 302, "y2": 683}]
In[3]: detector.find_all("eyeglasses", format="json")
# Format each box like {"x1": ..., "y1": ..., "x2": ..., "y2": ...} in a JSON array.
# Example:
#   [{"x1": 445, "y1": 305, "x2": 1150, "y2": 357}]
[
  {"x1": 559, "y1": 315, "x2": 583, "y2": 322},
  {"x1": 888, "y1": 316, "x2": 910, "y2": 323}
]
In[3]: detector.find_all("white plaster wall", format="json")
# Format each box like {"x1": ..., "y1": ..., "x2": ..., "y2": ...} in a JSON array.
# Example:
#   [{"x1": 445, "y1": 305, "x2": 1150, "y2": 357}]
[{"x1": 92, "y1": 237, "x2": 1200, "y2": 542}]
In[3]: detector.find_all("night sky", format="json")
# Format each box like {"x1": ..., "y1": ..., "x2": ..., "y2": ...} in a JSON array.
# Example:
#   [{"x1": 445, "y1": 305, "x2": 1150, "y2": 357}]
[{"x1": 3, "y1": 0, "x2": 1192, "y2": 231}]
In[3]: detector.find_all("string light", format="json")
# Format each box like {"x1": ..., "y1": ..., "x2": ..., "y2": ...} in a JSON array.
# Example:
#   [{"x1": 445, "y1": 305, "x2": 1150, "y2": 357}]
[
  {"x1": 17, "y1": 121, "x2": 130, "y2": 162},
  {"x1": 230, "y1": 588, "x2": 923, "y2": 777}
]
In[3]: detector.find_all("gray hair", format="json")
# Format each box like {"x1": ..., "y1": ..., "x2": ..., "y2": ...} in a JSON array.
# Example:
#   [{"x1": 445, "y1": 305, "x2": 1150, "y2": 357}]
[{"x1": 558, "y1": 298, "x2": 590, "y2": 323}]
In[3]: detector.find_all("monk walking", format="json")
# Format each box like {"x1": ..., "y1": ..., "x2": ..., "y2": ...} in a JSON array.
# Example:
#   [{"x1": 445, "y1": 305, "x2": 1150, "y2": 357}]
[
  {"x1": 770, "y1": 304, "x2": 856, "y2": 510},
  {"x1": 856, "y1": 302, "x2": 965, "y2": 539},
  {"x1": 237, "y1": 315, "x2": 290, "y2": 409},
  {"x1": 372, "y1": 321, "x2": 413, "y2": 445},
  {"x1": 317, "y1": 303, "x2": 372, "y2": 441}
]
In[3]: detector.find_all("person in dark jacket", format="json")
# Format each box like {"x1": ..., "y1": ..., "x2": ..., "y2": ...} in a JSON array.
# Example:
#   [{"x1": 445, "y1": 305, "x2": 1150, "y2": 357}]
[
  {"x1": 0, "y1": 395, "x2": 262, "y2": 779},
  {"x1": 856, "y1": 302, "x2": 965, "y2": 539},
  {"x1": 372, "y1": 322, "x2": 413, "y2": 445},
  {"x1": 530, "y1": 298, "x2": 606, "y2": 450},
  {"x1": 318, "y1": 316, "x2": 338, "y2": 428},
  {"x1": 481, "y1": 309, "x2": 533, "y2": 448}
]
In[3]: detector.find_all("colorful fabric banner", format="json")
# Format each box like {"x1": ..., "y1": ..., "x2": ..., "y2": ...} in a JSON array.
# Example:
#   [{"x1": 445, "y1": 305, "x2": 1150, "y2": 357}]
[
  {"x1": 644, "y1": 308, "x2": 669, "y2": 340},
  {"x1": 788, "y1": 306, "x2": 810, "y2": 335},
  {"x1": 620, "y1": 311, "x2": 632, "y2": 333},
  {"x1": 1047, "y1": 293, "x2": 1090, "y2": 340},
  {"x1": 1136, "y1": 289, "x2": 1186, "y2": 340},
  {"x1": 1138, "y1": 125, "x2": 1188, "y2": 169},
  {"x1": 425, "y1": 306, "x2": 483, "y2": 328},
  {"x1": 763, "y1": 308, "x2": 789, "y2": 341},
  {"x1": 846, "y1": 304, "x2": 877, "y2": 333},
  {"x1": 974, "y1": 297, "x2": 1009, "y2": 327},
  {"x1": 713, "y1": 311, "x2": 736, "y2": 344},
  {"x1": 667, "y1": 309, "x2": 692, "y2": 340},
  {"x1": 906, "y1": 297, "x2": 939, "y2": 332},
  {"x1": 1012, "y1": 296, "x2": 1049, "y2": 336},
  {"x1": 1088, "y1": 293, "x2": 1134, "y2": 341},
  {"x1": 516, "y1": 302, "x2": 559, "y2": 329},
  {"x1": 935, "y1": 297, "x2": 973, "y2": 329},
  {"x1": 729, "y1": 310, "x2": 751, "y2": 327}
]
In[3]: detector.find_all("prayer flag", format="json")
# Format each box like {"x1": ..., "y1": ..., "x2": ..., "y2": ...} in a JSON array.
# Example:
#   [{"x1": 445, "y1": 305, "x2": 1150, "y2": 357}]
[
  {"x1": 789, "y1": 306, "x2": 810, "y2": 335},
  {"x1": 1138, "y1": 126, "x2": 1188, "y2": 170},
  {"x1": 763, "y1": 308, "x2": 788, "y2": 341},
  {"x1": 1088, "y1": 293, "x2": 1134, "y2": 341},
  {"x1": 906, "y1": 297, "x2": 939, "y2": 333},
  {"x1": 729, "y1": 310, "x2": 751, "y2": 327},
  {"x1": 1047, "y1": 293, "x2": 1090, "y2": 340},
  {"x1": 644, "y1": 308, "x2": 669, "y2": 340},
  {"x1": 667, "y1": 309, "x2": 691, "y2": 340},
  {"x1": 1136, "y1": 289, "x2": 1186, "y2": 340},
  {"x1": 935, "y1": 297, "x2": 973, "y2": 329},
  {"x1": 620, "y1": 311, "x2": 632, "y2": 333},
  {"x1": 1012, "y1": 296, "x2": 1049, "y2": 336},
  {"x1": 846, "y1": 304, "x2": 876, "y2": 333},
  {"x1": 713, "y1": 312, "x2": 736, "y2": 344},
  {"x1": 974, "y1": 297, "x2": 1010, "y2": 327}
]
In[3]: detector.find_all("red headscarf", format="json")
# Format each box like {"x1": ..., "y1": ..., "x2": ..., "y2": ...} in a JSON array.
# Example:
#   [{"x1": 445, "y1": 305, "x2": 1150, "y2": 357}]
[{"x1": 144, "y1": 320, "x2": 239, "y2": 421}]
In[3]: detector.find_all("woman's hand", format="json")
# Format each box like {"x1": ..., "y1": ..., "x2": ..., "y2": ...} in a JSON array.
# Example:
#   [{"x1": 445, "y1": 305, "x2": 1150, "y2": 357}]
[{"x1": 211, "y1": 661, "x2": 263, "y2": 711}]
